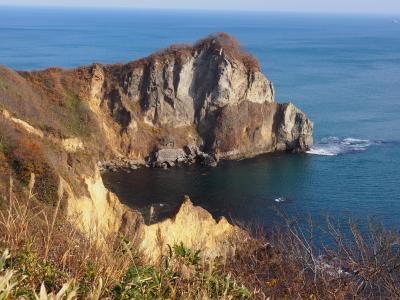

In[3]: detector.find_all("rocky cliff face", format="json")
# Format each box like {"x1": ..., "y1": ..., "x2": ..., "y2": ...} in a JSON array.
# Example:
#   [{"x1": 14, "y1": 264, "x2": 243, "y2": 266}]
[
  {"x1": 140, "y1": 196, "x2": 249, "y2": 263},
  {"x1": 88, "y1": 33, "x2": 313, "y2": 162},
  {"x1": 0, "y1": 33, "x2": 312, "y2": 261}
]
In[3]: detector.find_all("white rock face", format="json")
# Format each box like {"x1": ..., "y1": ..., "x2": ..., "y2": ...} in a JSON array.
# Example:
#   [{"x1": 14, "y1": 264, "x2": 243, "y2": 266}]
[
  {"x1": 154, "y1": 148, "x2": 187, "y2": 164},
  {"x1": 1, "y1": 108, "x2": 44, "y2": 138},
  {"x1": 245, "y1": 72, "x2": 275, "y2": 104},
  {"x1": 140, "y1": 197, "x2": 249, "y2": 263},
  {"x1": 62, "y1": 138, "x2": 84, "y2": 153},
  {"x1": 133, "y1": 47, "x2": 275, "y2": 128},
  {"x1": 60, "y1": 170, "x2": 141, "y2": 240},
  {"x1": 275, "y1": 103, "x2": 314, "y2": 151},
  {"x1": 89, "y1": 33, "x2": 313, "y2": 160}
]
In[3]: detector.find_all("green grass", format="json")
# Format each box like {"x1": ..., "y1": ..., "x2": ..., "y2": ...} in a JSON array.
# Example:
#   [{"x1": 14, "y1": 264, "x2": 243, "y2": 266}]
[
  {"x1": 0, "y1": 141, "x2": 10, "y2": 156},
  {"x1": 63, "y1": 91, "x2": 91, "y2": 137},
  {"x1": 112, "y1": 242, "x2": 252, "y2": 300},
  {"x1": 0, "y1": 241, "x2": 252, "y2": 299},
  {"x1": 172, "y1": 242, "x2": 201, "y2": 266},
  {"x1": 65, "y1": 91, "x2": 79, "y2": 110},
  {"x1": 0, "y1": 77, "x2": 8, "y2": 92}
]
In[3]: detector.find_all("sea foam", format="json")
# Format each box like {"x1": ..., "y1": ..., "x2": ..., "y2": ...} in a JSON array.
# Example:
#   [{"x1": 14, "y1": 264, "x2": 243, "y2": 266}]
[
  {"x1": 274, "y1": 197, "x2": 287, "y2": 203},
  {"x1": 307, "y1": 137, "x2": 373, "y2": 156}
]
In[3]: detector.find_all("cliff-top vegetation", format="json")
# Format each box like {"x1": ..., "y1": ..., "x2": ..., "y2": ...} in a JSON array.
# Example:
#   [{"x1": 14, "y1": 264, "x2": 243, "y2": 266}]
[{"x1": 116, "y1": 32, "x2": 260, "y2": 73}]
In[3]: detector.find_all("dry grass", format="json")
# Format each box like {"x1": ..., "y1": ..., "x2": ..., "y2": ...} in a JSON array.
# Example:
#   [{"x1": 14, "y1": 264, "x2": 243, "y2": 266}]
[
  {"x1": 0, "y1": 166, "x2": 399, "y2": 299},
  {"x1": 193, "y1": 33, "x2": 260, "y2": 72},
  {"x1": 226, "y1": 216, "x2": 400, "y2": 299},
  {"x1": 0, "y1": 177, "x2": 253, "y2": 299},
  {"x1": 107, "y1": 32, "x2": 260, "y2": 75},
  {"x1": 1, "y1": 65, "x2": 96, "y2": 142},
  {"x1": 0, "y1": 176, "x2": 136, "y2": 298}
]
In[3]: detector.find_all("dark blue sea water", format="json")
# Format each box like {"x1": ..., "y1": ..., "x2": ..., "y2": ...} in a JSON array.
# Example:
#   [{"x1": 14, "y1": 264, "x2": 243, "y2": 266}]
[{"x1": 1, "y1": 7, "x2": 399, "y2": 228}]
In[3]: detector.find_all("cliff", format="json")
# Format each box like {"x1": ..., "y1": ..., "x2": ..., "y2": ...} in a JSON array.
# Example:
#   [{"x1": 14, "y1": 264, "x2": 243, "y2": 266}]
[
  {"x1": 0, "y1": 33, "x2": 312, "y2": 261},
  {"x1": 89, "y1": 33, "x2": 313, "y2": 161},
  {"x1": 140, "y1": 196, "x2": 250, "y2": 263}
]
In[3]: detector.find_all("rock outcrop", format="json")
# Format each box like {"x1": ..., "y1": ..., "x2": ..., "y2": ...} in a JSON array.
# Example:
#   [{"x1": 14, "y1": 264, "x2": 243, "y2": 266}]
[
  {"x1": 60, "y1": 170, "x2": 143, "y2": 240},
  {"x1": 149, "y1": 146, "x2": 219, "y2": 168},
  {"x1": 87, "y1": 33, "x2": 313, "y2": 163},
  {"x1": 0, "y1": 33, "x2": 313, "y2": 260},
  {"x1": 140, "y1": 197, "x2": 249, "y2": 263}
]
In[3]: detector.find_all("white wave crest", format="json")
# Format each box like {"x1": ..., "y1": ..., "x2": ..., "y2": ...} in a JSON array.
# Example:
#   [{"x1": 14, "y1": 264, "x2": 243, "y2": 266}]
[
  {"x1": 307, "y1": 137, "x2": 373, "y2": 156},
  {"x1": 274, "y1": 197, "x2": 287, "y2": 203}
]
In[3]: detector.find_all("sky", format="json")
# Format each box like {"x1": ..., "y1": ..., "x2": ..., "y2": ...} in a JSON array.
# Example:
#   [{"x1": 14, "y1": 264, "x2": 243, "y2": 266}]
[{"x1": 0, "y1": 0, "x2": 399, "y2": 15}]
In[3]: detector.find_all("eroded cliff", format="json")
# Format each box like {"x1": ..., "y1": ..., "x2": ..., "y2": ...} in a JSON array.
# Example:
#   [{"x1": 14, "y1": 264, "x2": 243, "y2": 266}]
[
  {"x1": 0, "y1": 33, "x2": 313, "y2": 261},
  {"x1": 140, "y1": 196, "x2": 250, "y2": 263},
  {"x1": 88, "y1": 33, "x2": 313, "y2": 162}
]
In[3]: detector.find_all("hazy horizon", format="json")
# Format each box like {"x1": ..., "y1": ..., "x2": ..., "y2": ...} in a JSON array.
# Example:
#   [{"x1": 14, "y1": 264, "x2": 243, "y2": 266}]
[{"x1": 0, "y1": 0, "x2": 400, "y2": 15}]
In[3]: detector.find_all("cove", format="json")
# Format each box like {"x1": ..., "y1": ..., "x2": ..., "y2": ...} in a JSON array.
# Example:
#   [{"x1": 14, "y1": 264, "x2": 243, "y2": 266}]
[{"x1": 103, "y1": 139, "x2": 400, "y2": 229}]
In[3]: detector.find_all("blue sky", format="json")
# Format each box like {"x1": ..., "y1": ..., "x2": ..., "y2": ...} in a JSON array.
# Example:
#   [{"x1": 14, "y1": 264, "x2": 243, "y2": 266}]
[{"x1": 0, "y1": 0, "x2": 399, "y2": 14}]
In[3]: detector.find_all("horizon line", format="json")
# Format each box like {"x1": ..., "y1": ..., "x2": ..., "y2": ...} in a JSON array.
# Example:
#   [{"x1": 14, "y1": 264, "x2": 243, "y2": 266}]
[{"x1": 0, "y1": 4, "x2": 399, "y2": 17}]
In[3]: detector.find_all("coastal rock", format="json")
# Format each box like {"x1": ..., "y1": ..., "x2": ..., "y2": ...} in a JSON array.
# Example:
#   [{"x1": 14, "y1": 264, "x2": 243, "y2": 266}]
[
  {"x1": 150, "y1": 146, "x2": 220, "y2": 168},
  {"x1": 98, "y1": 159, "x2": 146, "y2": 172},
  {"x1": 62, "y1": 138, "x2": 84, "y2": 153},
  {"x1": 140, "y1": 196, "x2": 249, "y2": 263},
  {"x1": 203, "y1": 156, "x2": 218, "y2": 167},
  {"x1": 90, "y1": 34, "x2": 314, "y2": 169},
  {"x1": 153, "y1": 148, "x2": 187, "y2": 167},
  {"x1": 0, "y1": 33, "x2": 313, "y2": 259},
  {"x1": 275, "y1": 103, "x2": 314, "y2": 152},
  {"x1": 86, "y1": 33, "x2": 313, "y2": 161},
  {"x1": 197, "y1": 151, "x2": 219, "y2": 167},
  {"x1": 58, "y1": 170, "x2": 143, "y2": 241}
]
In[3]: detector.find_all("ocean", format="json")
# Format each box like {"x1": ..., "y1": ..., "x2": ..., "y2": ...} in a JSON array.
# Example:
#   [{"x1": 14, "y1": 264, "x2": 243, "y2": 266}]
[{"x1": 1, "y1": 7, "x2": 399, "y2": 228}]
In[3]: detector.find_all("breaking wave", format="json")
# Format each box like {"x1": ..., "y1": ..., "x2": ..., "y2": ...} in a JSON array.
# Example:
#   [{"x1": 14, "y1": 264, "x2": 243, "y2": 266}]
[
  {"x1": 274, "y1": 197, "x2": 287, "y2": 203},
  {"x1": 307, "y1": 137, "x2": 378, "y2": 156}
]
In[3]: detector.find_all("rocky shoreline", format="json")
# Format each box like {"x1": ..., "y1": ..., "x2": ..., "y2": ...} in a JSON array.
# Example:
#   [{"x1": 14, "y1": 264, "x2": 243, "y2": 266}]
[{"x1": 99, "y1": 145, "x2": 219, "y2": 172}]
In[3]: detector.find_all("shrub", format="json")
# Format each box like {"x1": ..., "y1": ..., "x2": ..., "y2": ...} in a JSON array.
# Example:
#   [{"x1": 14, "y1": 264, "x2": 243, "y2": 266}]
[
  {"x1": 8, "y1": 244, "x2": 67, "y2": 293},
  {"x1": 0, "y1": 249, "x2": 77, "y2": 300},
  {"x1": 113, "y1": 242, "x2": 252, "y2": 300},
  {"x1": 194, "y1": 32, "x2": 261, "y2": 72},
  {"x1": 125, "y1": 33, "x2": 260, "y2": 73},
  {"x1": 10, "y1": 137, "x2": 58, "y2": 205},
  {"x1": 225, "y1": 218, "x2": 400, "y2": 299}
]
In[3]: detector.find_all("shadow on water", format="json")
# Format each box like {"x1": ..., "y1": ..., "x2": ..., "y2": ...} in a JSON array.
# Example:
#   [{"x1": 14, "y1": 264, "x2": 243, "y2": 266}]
[
  {"x1": 102, "y1": 140, "x2": 400, "y2": 231},
  {"x1": 102, "y1": 152, "x2": 313, "y2": 226}
]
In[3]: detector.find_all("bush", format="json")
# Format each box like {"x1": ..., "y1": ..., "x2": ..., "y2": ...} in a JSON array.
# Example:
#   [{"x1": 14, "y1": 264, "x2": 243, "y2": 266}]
[
  {"x1": 113, "y1": 242, "x2": 252, "y2": 300},
  {"x1": 194, "y1": 32, "x2": 260, "y2": 72},
  {"x1": 10, "y1": 137, "x2": 58, "y2": 205},
  {"x1": 225, "y1": 218, "x2": 400, "y2": 299},
  {"x1": 8, "y1": 244, "x2": 67, "y2": 293},
  {"x1": 172, "y1": 242, "x2": 201, "y2": 266},
  {"x1": 0, "y1": 249, "x2": 77, "y2": 299},
  {"x1": 126, "y1": 33, "x2": 260, "y2": 73}
]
